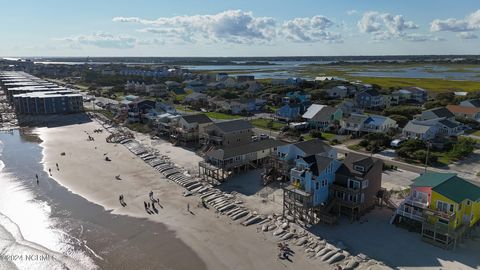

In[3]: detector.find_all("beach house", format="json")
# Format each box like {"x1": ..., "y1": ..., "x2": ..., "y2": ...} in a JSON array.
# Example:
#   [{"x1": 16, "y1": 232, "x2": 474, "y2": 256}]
[
  {"x1": 394, "y1": 172, "x2": 480, "y2": 249},
  {"x1": 302, "y1": 104, "x2": 343, "y2": 131},
  {"x1": 172, "y1": 114, "x2": 213, "y2": 145},
  {"x1": 204, "y1": 119, "x2": 254, "y2": 147},
  {"x1": 330, "y1": 153, "x2": 383, "y2": 220},
  {"x1": 447, "y1": 104, "x2": 480, "y2": 122},
  {"x1": 263, "y1": 139, "x2": 337, "y2": 183},
  {"x1": 354, "y1": 89, "x2": 384, "y2": 110}
]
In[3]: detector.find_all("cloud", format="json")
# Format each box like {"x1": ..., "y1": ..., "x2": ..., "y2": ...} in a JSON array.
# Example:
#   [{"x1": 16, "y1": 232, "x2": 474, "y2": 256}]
[
  {"x1": 113, "y1": 10, "x2": 276, "y2": 44},
  {"x1": 346, "y1": 10, "x2": 358, "y2": 16},
  {"x1": 357, "y1": 11, "x2": 440, "y2": 42},
  {"x1": 282, "y1": 15, "x2": 342, "y2": 43},
  {"x1": 458, "y1": 32, "x2": 478, "y2": 39},
  {"x1": 430, "y1": 9, "x2": 480, "y2": 32},
  {"x1": 56, "y1": 32, "x2": 137, "y2": 49}
]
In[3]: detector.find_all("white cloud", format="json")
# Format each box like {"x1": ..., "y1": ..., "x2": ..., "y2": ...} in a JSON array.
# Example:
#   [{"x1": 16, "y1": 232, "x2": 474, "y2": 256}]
[
  {"x1": 346, "y1": 10, "x2": 358, "y2": 16},
  {"x1": 458, "y1": 32, "x2": 478, "y2": 39},
  {"x1": 282, "y1": 15, "x2": 342, "y2": 43},
  {"x1": 430, "y1": 9, "x2": 480, "y2": 32},
  {"x1": 56, "y1": 32, "x2": 137, "y2": 49},
  {"x1": 114, "y1": 10, "x2": 276, "y2": 44},
  {"x1": 357, "y1": 11, "x2": 441, "y2": 42}
]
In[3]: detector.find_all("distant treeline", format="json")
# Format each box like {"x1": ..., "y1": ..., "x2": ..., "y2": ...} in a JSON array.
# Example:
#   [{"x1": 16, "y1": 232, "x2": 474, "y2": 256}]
[{"x1": 31, "y1": 55, "x2": 480, "y2": 66}]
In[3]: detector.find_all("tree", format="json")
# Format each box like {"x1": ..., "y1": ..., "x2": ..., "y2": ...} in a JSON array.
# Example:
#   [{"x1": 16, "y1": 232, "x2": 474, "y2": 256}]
[
  {"x1": 389, "y1": 114, "x2": 409, "y2": 128},
  {"x1": 384, "y1": 106, "x2": 421, "y2": 119}
]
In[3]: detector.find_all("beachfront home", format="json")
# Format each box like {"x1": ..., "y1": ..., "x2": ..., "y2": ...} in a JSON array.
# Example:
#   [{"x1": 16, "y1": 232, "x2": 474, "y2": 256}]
[
  {"x1": 408, "y1": 87, "x2": 428, "y2": 103},
  {"x1": 361, "y1": 115, "x2": 398, "y2": 133},
  {"x1": 205, "y1": 138, "x2": 286, "y2": 171},
  {"x1": 127, "y1": 99, "x2": 156, "y2": 123},
  {"x1": 302, "y1": 104, "x2": 342, "y2": 131},
  {"x1": 354, "y1": 89, "x2": 384, "y2": 110},
  {"x1": 393, "y1": 172, "x2": 480, "y2": 249},
  {"x1": 264, "y1": 139, "x2": 337, "y2": 183},
  {"x1": 290, "y1": 155, "x2": 342, "y2": 206},
  {"x1": 330, "y1": 153, "x2": 383, "y2": 220},
  {"x1": 205, "y1": 119, "x2": 254, "y2": 147},
  {"x1": 183, "y1": 92, "x2": 208, "y2": 106},
  {"x1": 172, "y1": 114, "x2": 213, "y2": 144},
  {"x1": 447, "y1": 104, "x2": 480, "y2": 122}
]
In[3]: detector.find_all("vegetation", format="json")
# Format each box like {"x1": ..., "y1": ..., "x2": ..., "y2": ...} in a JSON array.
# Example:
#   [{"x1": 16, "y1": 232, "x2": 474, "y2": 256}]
[
  {"x1": 384, "y1": 106, "x2": 421, "y2": 119},
  {"x1": 396, "y1": 139, "x2": 438, "y2": 164},
  {"x1": 444, "y1": 137, "x2": 477, "y2": 162},
  {"x1": 205, "y1": 112, "x2": 242, "y2": 120},
  {"x1": 250, "y1": 118, "x2": 285, "y2": 131},
  {"x1": 359, "y1": 133, "x2": 392, "y2": 153},
  {"x1": 389, "y1": 114, "x2": 409, "y2": 128}
]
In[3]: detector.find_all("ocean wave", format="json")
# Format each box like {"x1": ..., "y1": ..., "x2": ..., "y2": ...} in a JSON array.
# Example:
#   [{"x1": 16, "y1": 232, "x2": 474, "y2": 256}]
[{"x1": 0, "y1": 141, "x2": 98, "y2": 270}]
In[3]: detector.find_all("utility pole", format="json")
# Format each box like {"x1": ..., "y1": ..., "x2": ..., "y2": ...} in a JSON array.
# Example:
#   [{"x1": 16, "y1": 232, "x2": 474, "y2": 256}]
[{"x1": 424, "y1": 140, "x2": 430, "y2": 173}]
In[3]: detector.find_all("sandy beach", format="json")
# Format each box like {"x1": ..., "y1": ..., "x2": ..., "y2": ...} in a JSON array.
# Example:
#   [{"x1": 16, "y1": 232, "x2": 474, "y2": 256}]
[{"x1": 36, "y1": 118, "x2": 334, "y2": 270}]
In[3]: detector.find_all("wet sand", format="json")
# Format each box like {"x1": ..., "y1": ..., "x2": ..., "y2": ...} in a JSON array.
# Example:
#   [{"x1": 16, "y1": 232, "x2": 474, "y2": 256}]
[
  {"x1": 0, "y1": 128, "x2": 205, "y2": 270},
  {"x1": 36, "y1": 117, "x2": 328, "y2": 270}
]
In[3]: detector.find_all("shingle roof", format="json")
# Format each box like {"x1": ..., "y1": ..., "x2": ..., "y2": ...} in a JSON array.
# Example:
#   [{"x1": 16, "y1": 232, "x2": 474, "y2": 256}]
[
  {"x1": 364, "y1": 115, "x2": 390, "y2": 126},
  {"x1": 412, "y1": 172, "x2": 457, "y2": 187},
  {"x1": 364, "y1": 89, "x2": 380, "y2": 96},
  {"x1": 403, "y1": 121, "x2": 435, "y2": 134},
  {"x1": 207, "y1": 139, "x2": 286, "y2": 160},
  {"x1": 336, "y1": 152, "x2": 378, "y2": 177},
  {"x1": 344, "y1": 113, "x2": 369, "y2": 124},
  {"x1": 294, "y1": 139, "x2": 332, "y2": 156},
  {"x1": 438, "y1": 119, "x2": 460, "y2": 129},
  {"x1": 447, "y1": 104, "x2": 480, "y2": 115},
  {"x1": 214, "y1": 119, "x2": 253, "y2": 133},
  {"x1": 302, "y1": 155, "x2": 335, "y2": 175},
  {"x1": 182, "y1": 114, "x2": 212, "y2": 124},
  {"x1": 467, "y1": 99, "x2": 480, "y2": 108},
  {"x1": 433, "y1": 176, "x2": 480, "y2": 203},
  {"x1": 428, "y1": 107, "x2": 455, "y2": 118}
]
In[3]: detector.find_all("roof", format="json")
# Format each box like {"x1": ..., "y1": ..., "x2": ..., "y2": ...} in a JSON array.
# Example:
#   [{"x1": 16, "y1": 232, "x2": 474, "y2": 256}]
[
  {"x1": 426, "y1": 107, "x2": 455, "y2": 119},
  {"x1": 214, "y1": 119, "x2": 253, "y2": 133},
  {"x1": 433, "y1": 176, "x2": 480, "y2": 203},
  {"x1": 302, "y1": 104, "x2": 326, "y2": 119},
  {"x1": 207, "y1": 139, "x2": 286, "y2": 160},
  {"x1": 293, "y1": 139, "x2": 332, "y2": 156},
  {"x1": 403, "y1": 121, "x2": 436, "y2": 134},
  {"x1": 302, "y1": 155, "x2": 335, "y2": 175},
  {"x1": 363, "y1": 89, "x2": 380, "y2": 96},
  {"x1": 412, "y1": 172, "x2": 457, "y2": 187},
  {"x1": 364, "y1": 115, "x2": 390, "y2": 126},
  {"x1": 465, "y1": 99, "x2": 480, "y2": 108},
  {"x1": 182, "y1": 114, "x2": 212, "y2": 124},
  {"x1": 344, "y1": 113, "x2": 369, "y2": 124},
  {"x1": 438, "y1": 119, "x2": 460, "y2": 129},
  {"x1": 336, "y1": 152, "x2": 378, "y2": 177},
  {"x1": 446, "y1": 104, "x2": 480, "y2": 115}
]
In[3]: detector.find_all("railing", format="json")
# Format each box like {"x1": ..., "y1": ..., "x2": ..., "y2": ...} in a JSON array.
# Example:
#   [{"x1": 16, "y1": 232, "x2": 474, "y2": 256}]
[
  {"x1": 396, "y1": 206, "x2": 425, "y2": 222},
  {"x1": 404, "y1": 196, "x2": 429, "y2": 209},
  {"x1": 330, "y1": 184, "x2": 361, "y2": 195},
  {"x1": 290, "y1": 168, "x2": 305, "y2": 178},
  {"x1": 207, "y1": 134, "x2": 223, "y2": 142},
  {"x1": 423, "y1": 208, "x2": 456, "y2": 221}
]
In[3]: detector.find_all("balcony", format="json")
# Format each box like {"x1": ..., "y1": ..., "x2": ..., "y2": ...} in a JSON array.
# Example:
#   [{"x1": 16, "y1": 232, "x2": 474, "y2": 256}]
[
  {"x1": 396, "y1": 204, "x2": 425, "y2": 222},
  {"x1": 207, "y1": 134, "x2": 223, "y2": 142},
  {"x1": 404, "y1": 196, "x2": 429, "y2": 209},
  {"x1": 423, "y1": 208, "x2": 456, "y2": 221},
  {"x1": 290, "y1": 168, "x2": 305, "y2": 178},
  {"x1": 330, "y1": 184, "x2": 361, "y2": 195}
]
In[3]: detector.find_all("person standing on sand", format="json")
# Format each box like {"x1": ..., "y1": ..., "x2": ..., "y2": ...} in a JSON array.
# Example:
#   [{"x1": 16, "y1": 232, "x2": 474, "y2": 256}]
[
  {"x1": 35, "y1": 174, "x2": 38, "y2": 180},
  {"x1": 36, "y1": 179, "x2": 39, "y2": 185},
  {"x1": 187, "y1": 203, "x2": 190, "y2": 212},
  {"x1": 56, "y1": 163, "x2": 59, "y2": 170},
  {"x1": 144, "y1": 201, "x2": 147, "y2": 209},
  {"x1": 147, "y1": 202, "x2": 150, "y2": 208}
]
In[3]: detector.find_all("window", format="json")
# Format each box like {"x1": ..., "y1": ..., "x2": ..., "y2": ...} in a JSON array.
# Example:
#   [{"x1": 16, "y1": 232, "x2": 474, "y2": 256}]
[
  {"x1": 436, "y1": 201, "x2": 453, "y2": 213},
  {"x1": 353, "y1": 165, "x2": 364, "y2": 172},
  {"x1": 348, "y1": 179, "x2": 360, "y2": 190},
  {"x1": 362, "y1": 180, "x2": 369, "y2": 189},
  {"x1": 316, "y1": 182, "x2": 319, "y2": 190}
]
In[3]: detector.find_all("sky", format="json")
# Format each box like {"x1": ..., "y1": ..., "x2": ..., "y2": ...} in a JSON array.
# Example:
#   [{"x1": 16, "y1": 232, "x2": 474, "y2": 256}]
[{"x1": 0, "y1": 0, "x2": 479, "y2": 57}]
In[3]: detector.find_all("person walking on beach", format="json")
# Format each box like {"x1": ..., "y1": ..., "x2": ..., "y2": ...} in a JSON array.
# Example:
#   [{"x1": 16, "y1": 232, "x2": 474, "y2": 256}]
[
  {"x1": 187, "y1": 203, "x2": 190, "y2": 212},
  {"x1": 144, "y1": 201, "x2": 147, "y2": 209},
  {"x1": 56, "y1": 163, "x2": 59, "y2": 170},
  {"x1": 147, "y1": 202, "x2": 150, "y2": 208},
  {"x1": 48, "y1": 168, "x2": 52, "y2": 176},
  {"x1": 36, "y1": 179, "x2": 39, "y2": 185},
  {"x1": 35, "y1": 174, "x2": 38, "y2": 180}
]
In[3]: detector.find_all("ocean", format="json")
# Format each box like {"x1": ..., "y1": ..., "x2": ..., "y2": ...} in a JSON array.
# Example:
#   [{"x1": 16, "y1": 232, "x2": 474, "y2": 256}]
[{"x1": 0, "y1": 130, "x2": 97, "y2": 270}]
